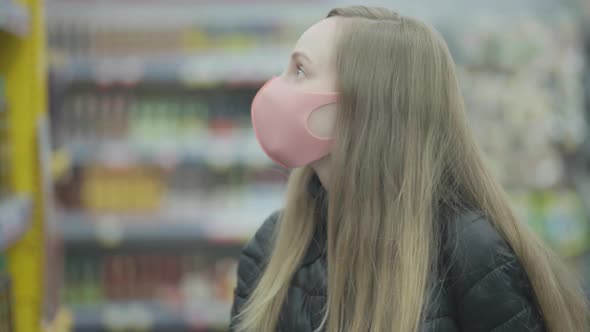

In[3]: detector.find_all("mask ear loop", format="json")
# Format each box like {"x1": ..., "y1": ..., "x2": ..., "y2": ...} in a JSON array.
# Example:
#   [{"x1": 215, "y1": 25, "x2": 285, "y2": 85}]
[{"x1": 304, "y1": 102, "x2": 338, "y2": 141}]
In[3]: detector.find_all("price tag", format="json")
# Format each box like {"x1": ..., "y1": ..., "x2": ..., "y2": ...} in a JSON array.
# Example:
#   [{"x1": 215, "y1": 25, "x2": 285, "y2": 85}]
[
  {"x1": 103, "y1": 304, "x2": 153, "y2": 332},
  {"x1": 128, "y1": 304, "x2": 154, "y2": 331},
  {"x1": 103, "y1": 304, "x2": 127, "y2": 331},
  {"x1": 95, "y1": 216, "x2": 124, "y2": 248}
]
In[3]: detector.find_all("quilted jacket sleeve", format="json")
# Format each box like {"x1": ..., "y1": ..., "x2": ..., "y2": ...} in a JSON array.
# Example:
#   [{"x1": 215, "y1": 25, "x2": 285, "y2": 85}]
[
  {"x1": 229, "y1": 211, "x2": 281, "y2": 331},
  {"x1": 447, "y1": 213, "x2": 546, "y2": 331}
]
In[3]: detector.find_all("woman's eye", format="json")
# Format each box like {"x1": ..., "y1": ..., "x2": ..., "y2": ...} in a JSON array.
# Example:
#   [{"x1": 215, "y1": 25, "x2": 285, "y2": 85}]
[{"x1": 296, "y1": 65, "x2": 305, "y2": 78}]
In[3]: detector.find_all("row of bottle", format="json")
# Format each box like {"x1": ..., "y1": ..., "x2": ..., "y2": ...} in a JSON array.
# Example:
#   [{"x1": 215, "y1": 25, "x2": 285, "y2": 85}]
[
  {"x1": 63, "y1": 254, "x2": 236, "y2": 306},
  {"x1": 0, "y1": 77, "x2": 11, "y2": 199},
  {"x1": 47, "y1": 15, "x2": 301, "y2": 57},
  {"x1": 54, "y1": 89, "x2": 257, "y2": 149},
  {"x1": 56, "y1": 191, "x2": 587, "y2": 307},
  {"x1": 55, "y1": 164, "x2": 286, "y2": 214}
]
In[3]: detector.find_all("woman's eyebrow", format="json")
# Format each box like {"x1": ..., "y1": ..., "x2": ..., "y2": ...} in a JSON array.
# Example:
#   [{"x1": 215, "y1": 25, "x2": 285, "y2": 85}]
[{"x1": 292, "y1": 51, "x2": 312, "y2": 64}]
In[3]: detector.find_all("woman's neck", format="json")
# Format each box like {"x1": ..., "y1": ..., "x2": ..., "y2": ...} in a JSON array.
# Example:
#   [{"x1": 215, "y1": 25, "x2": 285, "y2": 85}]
[{"x1": 311, "y1": 155, "x2": 331, "y2": 190}]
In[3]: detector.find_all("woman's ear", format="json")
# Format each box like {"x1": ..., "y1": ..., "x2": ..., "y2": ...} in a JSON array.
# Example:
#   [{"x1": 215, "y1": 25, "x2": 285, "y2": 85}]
[{"x1": 307, "y1": 103, "x2": 337, "y2": 139}]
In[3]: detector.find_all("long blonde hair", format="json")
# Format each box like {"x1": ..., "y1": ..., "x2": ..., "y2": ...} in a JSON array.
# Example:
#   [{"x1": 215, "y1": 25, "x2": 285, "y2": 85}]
[{"x1": 236, "y1": 6, "x2": 589, "y2": 332}]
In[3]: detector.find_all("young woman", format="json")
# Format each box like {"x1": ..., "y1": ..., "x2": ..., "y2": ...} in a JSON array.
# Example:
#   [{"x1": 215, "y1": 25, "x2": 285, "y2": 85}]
[{"x1": 230, "y1": 6, "x2": 589, "y2": 332}]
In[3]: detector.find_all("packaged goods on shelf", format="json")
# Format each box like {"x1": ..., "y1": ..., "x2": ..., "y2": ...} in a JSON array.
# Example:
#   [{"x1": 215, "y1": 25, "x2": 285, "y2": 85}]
[
  {"x1": 63, "y1": 253, "x2": 237, "y2": 327},
  {"x1": 55, "y1": 152, "x2": 284, "y2": 221},
  {"x1": 51, "y1": 81, "x2": 286, "y2": 234},
  {"x1": 64, "y1": 254, "x2": 235, "y2": 305},
  {"x1": 448, "y1": 15, "x2": 586, "y2": 189},
  {"x1": 58, "y1": 181, "x2": 285, "y2": 249},
  {"x1": 47, "y1": 12, "x2": 297, "y2": 85},
  {"x1": 82, "y1": 165, "x2": 164, "y2": 213},
  {"x1": 46, "y1": 10, "x2": 305, "y2": 58},
  {"x1": 52, "y1": 87, "x2": 267, "y2": 165}
]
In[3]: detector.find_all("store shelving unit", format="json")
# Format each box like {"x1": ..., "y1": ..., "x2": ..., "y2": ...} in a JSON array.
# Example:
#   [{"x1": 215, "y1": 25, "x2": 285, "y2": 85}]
[
  {"x1": 71, "y1": 302, "x2": 189, "y2": 332},
  {"x1": 61, "y1": 136, "x2": 271, "y2": 168},
  {"x1": 61, "y1": 212, "x2": 245, "y2": 255},
  {"x1": 46, "y1": 2, "x2": 293, "y2": 330},
  {"x1": 52, "y1": 51, "x2": 289, "y2": 86},
  {"x1": 70, "y1": 300, "x2": 230, "y2": 332}
]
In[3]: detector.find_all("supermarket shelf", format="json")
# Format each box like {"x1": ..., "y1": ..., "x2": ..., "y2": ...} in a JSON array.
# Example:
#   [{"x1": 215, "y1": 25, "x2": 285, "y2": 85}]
[
  {"x1": 60, "y1": 212, "x2": 247, "y2": 255},
  {"x1": 63, "y1": 138, "x2": 272, "y2": 168},
  {"x1": 51, "y1": 51, "x2": 288, "y2": 86},
  {"x1": 0, "y1": 0, "x2": 29, "y2": 37},
  {"x1": 71, "y1": 301, "x2": 230, "y2": 332},
  {"x1": 0, "y1": 196, "x2": 32, "y2": 251}
]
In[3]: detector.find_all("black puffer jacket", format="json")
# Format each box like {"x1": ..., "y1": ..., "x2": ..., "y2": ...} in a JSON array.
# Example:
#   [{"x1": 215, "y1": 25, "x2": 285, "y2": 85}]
[{"x1": 230, "y1": 181, "x2": 546, "y2": 331}]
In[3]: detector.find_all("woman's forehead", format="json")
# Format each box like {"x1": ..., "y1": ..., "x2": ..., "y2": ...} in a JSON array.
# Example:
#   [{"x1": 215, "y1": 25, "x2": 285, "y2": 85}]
[{"x1": 293, "y1": 18, "x2": 341, "y2": 67}]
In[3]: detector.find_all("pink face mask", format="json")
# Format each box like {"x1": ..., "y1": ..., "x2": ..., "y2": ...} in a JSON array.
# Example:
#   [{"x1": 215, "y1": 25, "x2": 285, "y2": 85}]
[{"x1": 251, "y1": 77, "x2": 339, "y2": 168}]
